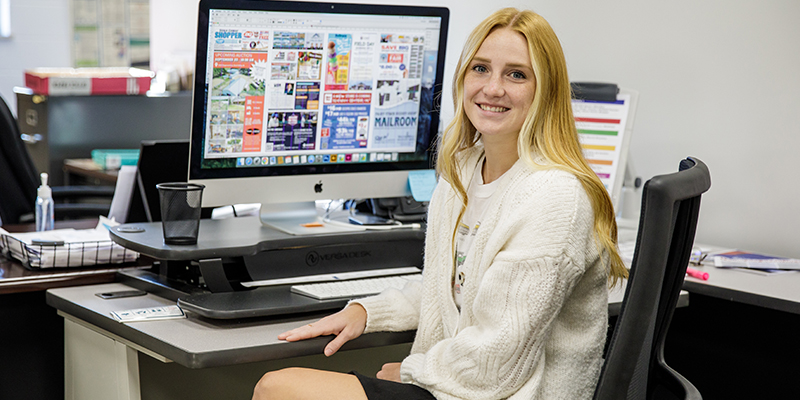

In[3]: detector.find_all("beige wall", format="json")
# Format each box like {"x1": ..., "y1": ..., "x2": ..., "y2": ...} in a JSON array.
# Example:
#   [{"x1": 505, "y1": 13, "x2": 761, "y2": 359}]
[{"x1": 4, "y1": 0, "x2": 800, "y2": 258}]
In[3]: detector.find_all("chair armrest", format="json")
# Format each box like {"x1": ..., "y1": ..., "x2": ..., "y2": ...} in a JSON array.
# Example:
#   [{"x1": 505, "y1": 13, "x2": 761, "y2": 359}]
[
  {"x1": 51, "y1": 185, "x2": 114, "y2": 219},
  {"x1": 52, "y1": 185, "x2": 115, "y2": 198}
]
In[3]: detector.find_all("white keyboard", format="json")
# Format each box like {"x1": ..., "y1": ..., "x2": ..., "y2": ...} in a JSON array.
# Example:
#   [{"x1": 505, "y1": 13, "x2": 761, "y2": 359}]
[{"x1": 291, "y1": 274, "x2": 422, "y2": 300}]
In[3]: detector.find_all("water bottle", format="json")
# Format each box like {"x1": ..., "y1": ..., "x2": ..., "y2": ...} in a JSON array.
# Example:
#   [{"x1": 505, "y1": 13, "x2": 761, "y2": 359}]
[{"x1": 35, "y1": 172, "x2": 54, "y2": 231}]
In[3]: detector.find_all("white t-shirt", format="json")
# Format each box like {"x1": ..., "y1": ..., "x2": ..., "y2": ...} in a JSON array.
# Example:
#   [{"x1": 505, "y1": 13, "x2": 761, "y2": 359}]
[{"x1": 454, "y1": 158, "x2": 506, "y2": 308}]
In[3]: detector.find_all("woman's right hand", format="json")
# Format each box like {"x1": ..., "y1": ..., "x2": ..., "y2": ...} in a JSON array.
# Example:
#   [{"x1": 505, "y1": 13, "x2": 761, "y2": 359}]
[{"x1": 278, "y1": 303, "x2": 367, "y2": 356}]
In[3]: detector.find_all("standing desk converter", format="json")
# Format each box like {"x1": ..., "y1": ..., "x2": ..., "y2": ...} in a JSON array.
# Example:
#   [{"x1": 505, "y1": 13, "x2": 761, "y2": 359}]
[{"x1": 108, "y1": 216, "x2": 427, "y2": 319}]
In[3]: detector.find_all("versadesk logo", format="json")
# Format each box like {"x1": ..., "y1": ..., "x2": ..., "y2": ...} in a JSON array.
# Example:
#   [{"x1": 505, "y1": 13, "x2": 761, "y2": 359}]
[{"x1": 305, "y1": 250, "x2": 372, "y2": 266}]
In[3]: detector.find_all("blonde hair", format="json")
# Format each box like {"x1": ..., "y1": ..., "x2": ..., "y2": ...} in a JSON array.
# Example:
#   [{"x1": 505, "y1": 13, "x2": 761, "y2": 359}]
[{"x1": 436, "y1": 8, "x2": 628, "y2": 286}]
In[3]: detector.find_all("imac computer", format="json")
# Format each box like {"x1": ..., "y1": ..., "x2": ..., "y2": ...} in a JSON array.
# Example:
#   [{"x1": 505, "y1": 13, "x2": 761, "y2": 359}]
[{"x1": 188, "y1": 0, "x2": 449, "y2": 234}]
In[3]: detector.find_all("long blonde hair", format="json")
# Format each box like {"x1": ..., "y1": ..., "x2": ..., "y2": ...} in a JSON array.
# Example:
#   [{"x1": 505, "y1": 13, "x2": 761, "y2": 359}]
[{"x1": 436, "y1": 8, "x2": 628, "y2": 286}]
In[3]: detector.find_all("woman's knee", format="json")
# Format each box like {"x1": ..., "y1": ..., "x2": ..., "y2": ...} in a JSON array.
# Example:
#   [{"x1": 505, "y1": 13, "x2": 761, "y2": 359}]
[{"x1": 253, "y1": 367, "x2": 307, "y2": 400}]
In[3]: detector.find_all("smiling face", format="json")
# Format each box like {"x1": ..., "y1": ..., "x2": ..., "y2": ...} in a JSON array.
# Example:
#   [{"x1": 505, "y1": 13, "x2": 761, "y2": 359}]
[{"x1": 463, "y1": 28, "x2": 536, "y2": 148}]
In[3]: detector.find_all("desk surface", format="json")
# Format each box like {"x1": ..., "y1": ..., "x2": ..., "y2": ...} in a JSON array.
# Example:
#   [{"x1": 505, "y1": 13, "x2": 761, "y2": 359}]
[
  {"x1": 63, "y1": 158, "x2": 118, "y2": 185},
  {"x1": 47, "y1": 282, "x2": 415, "y2": 369},
  {"x1": 618, "y1": 227, "x2": 800, "y2": 315},
  {"x1": 682, "y1": 264, "x2": 800, "y2": 314},
  {"x1": 110, "y1": 216, "x2": 426, "y2": 260},
  {"x1": 47, "y1": 282, "x2": 634, "y2": 370},
  {"x1": 0, "y1": 259, "x2": 143, "y2": 295}
]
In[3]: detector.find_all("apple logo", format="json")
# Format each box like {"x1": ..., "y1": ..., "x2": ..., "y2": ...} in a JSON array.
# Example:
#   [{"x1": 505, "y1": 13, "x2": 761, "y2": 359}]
[{"x1": 314, "y1": 180, "x2": 323, "y2": 193}]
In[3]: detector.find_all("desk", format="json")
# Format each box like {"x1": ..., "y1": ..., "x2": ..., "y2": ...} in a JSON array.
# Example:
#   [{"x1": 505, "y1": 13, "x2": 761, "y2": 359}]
[
  {"x1": 63, "y1": 158, "x2": 119, "y2": 186},
  {"x1": 53, "y1": 218, "x2": 688, "y2": 400},
  {"x1": 620, "y1": 226, "x2": 800, "y2": 314},
  {"x1": 664, "y1": 253, "x2": 800, "y2": 398},
  {"x1": 47, "y1": 280, "x2": 639, "y2": 400},
  {"x1": 40, "y1": 217, "x2": 664, "y2": 399},
  {"x1": 0, "y1": 219, "x2": 151, "y2": 400},
  {"x1": 615, "y1": 227, "x2": 800, "y2": 398},
  {"x1": 680, "y1": 263, "x2": 800, "y2": 314}
]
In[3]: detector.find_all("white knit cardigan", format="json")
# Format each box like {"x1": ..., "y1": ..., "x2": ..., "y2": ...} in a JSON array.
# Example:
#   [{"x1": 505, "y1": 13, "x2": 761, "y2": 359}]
[{"x1": 353, "y1": 147, "x2": 609, "y2": 399}]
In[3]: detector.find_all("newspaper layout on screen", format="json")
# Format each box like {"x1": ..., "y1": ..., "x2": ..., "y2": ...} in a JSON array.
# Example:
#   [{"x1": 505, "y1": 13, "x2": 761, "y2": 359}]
[{"x1": 203, "y1": 9, "x2": 441, "y2": 168}]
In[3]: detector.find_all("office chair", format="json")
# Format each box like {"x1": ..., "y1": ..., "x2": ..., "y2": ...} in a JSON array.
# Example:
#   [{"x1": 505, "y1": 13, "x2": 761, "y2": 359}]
[
  {"x1": 0, "y1": 94, "x2": 113, "y2": 225},
  {"x1": 594, "y1": 157, "x2": 711, "y2": 400}
]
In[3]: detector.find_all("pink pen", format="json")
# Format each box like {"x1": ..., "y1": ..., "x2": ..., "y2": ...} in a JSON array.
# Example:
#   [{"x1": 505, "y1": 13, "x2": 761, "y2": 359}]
[{"x1": 686, "y1": 267, "x2": 709, "y2": 280}]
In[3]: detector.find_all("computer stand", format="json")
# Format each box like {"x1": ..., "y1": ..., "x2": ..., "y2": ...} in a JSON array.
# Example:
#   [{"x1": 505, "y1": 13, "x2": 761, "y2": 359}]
[
  {"x1": 259, "y1": 201, "x2": 366, "y2": 235},
  {"x1": 110, "y1": 216, "x2": 425, "y2": 319}
]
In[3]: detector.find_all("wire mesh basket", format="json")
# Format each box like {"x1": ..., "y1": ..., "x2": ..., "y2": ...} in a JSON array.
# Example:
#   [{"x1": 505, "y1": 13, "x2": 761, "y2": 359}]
[{"x1": 0, "y1": 234, "x2": 139, "y2": 269}]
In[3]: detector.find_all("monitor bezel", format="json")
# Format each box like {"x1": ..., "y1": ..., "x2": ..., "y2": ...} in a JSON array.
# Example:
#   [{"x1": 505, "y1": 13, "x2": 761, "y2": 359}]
[{"x1": 188, "y1": 0, "x2": 450, "y2": 183}]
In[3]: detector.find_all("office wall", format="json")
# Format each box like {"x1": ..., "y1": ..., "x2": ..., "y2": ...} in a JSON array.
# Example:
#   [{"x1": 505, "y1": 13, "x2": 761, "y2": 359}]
[
  {"x1": 0, "y1": 0, "x2": 71, "y2": 112},
  {"x1": 151, "y1": 0, "x2": 800, "y2": 258},
  {"x1": 534, "y1": 0, "x2": 800, "y2": 258},
  {"x1": 480, "y1": 1, "x2": 800, "y2": 260},
  {"x1": 3, "y1": 0, "x2": 799, "y2": 258}
]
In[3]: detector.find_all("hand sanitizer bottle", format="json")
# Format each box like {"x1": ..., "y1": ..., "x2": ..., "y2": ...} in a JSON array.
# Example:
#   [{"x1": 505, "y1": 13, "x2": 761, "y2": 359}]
[{"x1": 35, "y1": 172, "x2": 54, "y2": 231}]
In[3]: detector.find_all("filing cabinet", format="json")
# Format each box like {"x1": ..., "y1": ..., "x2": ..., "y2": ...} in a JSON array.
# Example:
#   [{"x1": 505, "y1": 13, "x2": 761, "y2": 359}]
[{"x1": 14, "y1": 89, "x2": 193, "y2": 186}]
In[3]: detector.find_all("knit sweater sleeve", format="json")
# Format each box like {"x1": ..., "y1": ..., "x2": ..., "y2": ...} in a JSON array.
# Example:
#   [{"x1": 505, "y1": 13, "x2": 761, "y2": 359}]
[
  {"x1": 346, "y1": 176, "x2": 454, "y2": 333},
  {"x1": 400, "y1": 172, "x2": 600, "y2": 399},
  {"x1": 348, "y1": 279, "x2": 423, "y2": 332}
]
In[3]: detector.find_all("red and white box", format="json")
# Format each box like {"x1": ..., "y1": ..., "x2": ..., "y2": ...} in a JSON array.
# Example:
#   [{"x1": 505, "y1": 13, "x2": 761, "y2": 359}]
[{"x1": 24, "y1": 68, "x2": 154, "y2": 96}]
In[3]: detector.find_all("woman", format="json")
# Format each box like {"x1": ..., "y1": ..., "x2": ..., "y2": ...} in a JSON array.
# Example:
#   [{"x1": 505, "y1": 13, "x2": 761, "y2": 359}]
[{"x1": 253, "y1": 7, "x2": 627, "y2": 400}]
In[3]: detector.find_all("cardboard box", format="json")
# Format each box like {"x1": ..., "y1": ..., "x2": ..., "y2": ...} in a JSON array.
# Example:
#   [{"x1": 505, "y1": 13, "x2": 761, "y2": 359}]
[{"x1": 24, "y1": 68, "x2": 154, "y2": 96}]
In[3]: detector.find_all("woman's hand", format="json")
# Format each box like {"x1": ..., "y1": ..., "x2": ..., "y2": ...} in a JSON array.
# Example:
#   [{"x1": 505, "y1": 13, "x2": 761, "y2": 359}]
[
  {"x1": 376, "y1": 362, "x2": 402, "y2": 382},
  {"x1": 278, "y1": 304, "x2": 367, "y2": 356}
]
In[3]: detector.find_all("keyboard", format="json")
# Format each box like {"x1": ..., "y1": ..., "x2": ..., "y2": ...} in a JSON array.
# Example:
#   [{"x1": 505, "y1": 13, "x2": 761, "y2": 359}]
[{"x1": 291, "y1": 274, "x2": 422, "y2": 300}]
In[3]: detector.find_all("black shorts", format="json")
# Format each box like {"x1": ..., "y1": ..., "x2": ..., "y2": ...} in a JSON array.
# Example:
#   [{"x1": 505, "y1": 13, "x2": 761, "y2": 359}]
[{"x1": 352, "y1": 371, "x2": 436, "y2": 400}]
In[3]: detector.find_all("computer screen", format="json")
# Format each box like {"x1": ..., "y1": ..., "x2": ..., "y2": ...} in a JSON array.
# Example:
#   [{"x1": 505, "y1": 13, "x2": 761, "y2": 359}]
[{"x1": 188, "y1": 0, "x2": 449, "y2": 234}]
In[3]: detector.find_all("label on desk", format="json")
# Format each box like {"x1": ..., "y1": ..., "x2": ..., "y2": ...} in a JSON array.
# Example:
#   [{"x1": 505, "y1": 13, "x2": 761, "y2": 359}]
[{"x1": 110, "y1": 305, "x2": 186, "y2": 323}]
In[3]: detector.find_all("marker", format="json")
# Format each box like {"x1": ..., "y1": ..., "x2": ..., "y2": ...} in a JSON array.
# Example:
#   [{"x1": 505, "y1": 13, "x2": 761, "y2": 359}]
[{"x1": 686, "y1": 267, "x2": 709, "y2": 280}]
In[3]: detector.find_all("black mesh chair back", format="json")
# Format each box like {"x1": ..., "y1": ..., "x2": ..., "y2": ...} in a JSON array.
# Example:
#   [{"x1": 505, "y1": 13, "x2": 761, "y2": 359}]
[
  {"x1": 0, "y1": 94, "x2": 40, "y2": 224},
  {"x1": 594, "y1": 157, "x2": 711, "y2": 400},
  {"x1": 0, "y1": 94, "x2": 114, "y2": 225}
]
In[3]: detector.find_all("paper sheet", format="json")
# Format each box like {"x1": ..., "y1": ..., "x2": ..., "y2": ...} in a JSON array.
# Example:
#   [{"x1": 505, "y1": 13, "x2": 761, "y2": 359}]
[{"x1": 108, "y1": 165, "x2": 137, "y2": 223}]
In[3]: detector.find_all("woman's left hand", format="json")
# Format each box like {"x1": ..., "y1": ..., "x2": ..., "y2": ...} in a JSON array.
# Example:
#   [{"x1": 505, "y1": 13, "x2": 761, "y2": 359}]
[{"x1": 376, "y1": 362, "x2": 402, "y2": 382}]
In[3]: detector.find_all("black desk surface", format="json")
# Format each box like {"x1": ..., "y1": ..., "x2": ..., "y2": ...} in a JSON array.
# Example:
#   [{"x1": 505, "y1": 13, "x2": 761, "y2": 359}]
[
  {"x1": 110, "y1": 216, "x2": 425, "y2": 260},
  {"x1": 110, "y1": 216, "x2": 427, "y2": 319}
]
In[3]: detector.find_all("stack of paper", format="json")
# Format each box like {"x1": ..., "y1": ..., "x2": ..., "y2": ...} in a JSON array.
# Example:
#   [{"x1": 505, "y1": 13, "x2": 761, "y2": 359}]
[
  {"x1": 0, "y1": 217, "x2": 139, "y2": 268},
  {"x1": 713, "y1": 250, "x2": 800, "y2": 271}
]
